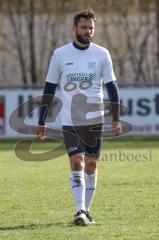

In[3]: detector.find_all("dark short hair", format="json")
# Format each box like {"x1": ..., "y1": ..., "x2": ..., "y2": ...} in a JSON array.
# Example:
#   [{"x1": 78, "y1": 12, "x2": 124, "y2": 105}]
[{"x1": 73, "y1": 9, "x2": 96, "y2": 26}]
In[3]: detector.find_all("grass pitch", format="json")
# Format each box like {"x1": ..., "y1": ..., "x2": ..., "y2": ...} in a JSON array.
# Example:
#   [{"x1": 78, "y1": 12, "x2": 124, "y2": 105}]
[{"x1": 0, "y1": 138, "x2": 159, "y2": 240}]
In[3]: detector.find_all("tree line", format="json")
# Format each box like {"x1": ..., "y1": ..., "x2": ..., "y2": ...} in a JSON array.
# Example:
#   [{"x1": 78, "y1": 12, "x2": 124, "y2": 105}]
[{"x1": 0, "y1": 0, "x2": 158, "y2": 87}]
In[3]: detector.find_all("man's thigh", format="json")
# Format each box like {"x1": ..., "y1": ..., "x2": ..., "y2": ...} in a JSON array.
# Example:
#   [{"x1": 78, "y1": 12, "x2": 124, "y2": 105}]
[
  {"x1": 62, "y1": 125, "x2": 102, "y2": 158},
  {"x1": 62, "y1": 125, "x2": 85, "y2": 156}
]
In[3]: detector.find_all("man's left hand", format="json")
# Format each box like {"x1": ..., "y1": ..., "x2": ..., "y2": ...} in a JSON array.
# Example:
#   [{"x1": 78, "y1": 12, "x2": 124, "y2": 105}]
[{"x1": 112, "y1": 120, "x2": 122, "y2": 136}]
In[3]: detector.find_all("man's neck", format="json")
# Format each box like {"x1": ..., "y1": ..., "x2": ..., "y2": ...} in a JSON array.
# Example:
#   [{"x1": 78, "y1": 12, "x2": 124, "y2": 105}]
[{"x1": 73, "y1": 40, "x2": 90, "y2": 50}]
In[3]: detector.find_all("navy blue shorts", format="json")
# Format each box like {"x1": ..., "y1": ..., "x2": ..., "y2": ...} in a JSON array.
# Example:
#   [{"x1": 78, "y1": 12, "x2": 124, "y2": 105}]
[{"x1": 62, "y1": 125, "x2": 102, "y2": 158}]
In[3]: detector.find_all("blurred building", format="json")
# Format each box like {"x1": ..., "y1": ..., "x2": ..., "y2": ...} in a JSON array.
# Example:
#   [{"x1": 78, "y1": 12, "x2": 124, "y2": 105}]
[{"x1": 0, "y1": 0, "x2": 158, "y2": 87}]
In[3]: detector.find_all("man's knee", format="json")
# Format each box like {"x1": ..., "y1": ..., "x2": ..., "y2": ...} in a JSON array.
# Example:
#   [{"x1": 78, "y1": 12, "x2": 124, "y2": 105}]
[
  {"x1": 70, "y1": 153, "x2": 84, "y2": 171},
  {"x1": 85, "y1": 157, "x2": 98, "y2": 174}
]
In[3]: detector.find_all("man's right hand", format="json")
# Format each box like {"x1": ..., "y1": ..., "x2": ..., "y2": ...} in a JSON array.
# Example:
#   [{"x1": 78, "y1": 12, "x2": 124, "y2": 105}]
[{"x1": 37, "y1": 125, "x2": 46, "y2": 140}]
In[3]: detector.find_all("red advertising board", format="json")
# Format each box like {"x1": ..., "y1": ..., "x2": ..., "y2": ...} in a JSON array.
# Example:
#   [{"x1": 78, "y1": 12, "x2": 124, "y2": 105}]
[{"x1": 0, "y1": 96, "x2": 5, "y2": 135}]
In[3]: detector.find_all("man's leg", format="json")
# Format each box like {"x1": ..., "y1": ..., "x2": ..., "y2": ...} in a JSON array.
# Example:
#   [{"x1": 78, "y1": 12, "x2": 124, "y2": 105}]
[
  {"x1": 84, "y1": 156, "x2": 98, "y2": 212},
  {"x1": 69, "y1": 153, "x2": 86, "y2": 212},
  {"x1": 84, "y1": 125, "x2": 102, "y2": 224},
  {"x1": 62, "y1": 126, "x2": 89, "y2": 225},
  {"x1": 69, "y1": 153, "x2": 91, "y2": 225}
]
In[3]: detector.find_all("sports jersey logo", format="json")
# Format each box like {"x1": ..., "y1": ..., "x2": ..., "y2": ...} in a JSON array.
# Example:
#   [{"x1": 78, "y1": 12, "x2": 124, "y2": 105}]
[
  {"x1": 88, "y1": 62, "x2": 96, "y2": 69},
  {"x1": 66, "y1": 62, "x2": 74, "y2": 65}
]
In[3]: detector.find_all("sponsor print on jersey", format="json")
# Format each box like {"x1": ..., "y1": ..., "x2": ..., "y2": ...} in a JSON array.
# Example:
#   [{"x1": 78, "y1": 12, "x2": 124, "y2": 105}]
[{"x1": 66, "y1": 72, "x2": 96, "y2": 83}]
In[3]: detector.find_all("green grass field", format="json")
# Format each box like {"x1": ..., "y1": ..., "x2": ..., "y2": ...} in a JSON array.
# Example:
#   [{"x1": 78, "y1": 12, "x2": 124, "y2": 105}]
[{"x1": 0, "y1": 137, "x2": 159, "y2": 240}]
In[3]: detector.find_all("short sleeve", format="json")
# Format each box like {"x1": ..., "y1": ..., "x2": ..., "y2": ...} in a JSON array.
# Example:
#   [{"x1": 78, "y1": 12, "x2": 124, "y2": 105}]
[
  {"x1": 45, "y1": 51, "x2": 61, "y2": 84},
  {"x1": 102, "y1": 50, "x2": 116, "y2": 84}
]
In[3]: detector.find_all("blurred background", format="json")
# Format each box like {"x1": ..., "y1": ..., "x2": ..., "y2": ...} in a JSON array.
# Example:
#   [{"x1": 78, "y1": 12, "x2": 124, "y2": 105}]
[{"x1": 0, "y1": 0, "x2": 159, "y2": 137}]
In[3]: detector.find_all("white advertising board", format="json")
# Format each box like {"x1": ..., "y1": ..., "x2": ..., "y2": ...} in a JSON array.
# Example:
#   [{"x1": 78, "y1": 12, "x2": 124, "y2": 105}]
[
  {"x1": 0, "y1": 88, "x2": 159, "y2": 137},
  {"x1": 119, "y1": 88, "x2": 159, "y2": 135}
]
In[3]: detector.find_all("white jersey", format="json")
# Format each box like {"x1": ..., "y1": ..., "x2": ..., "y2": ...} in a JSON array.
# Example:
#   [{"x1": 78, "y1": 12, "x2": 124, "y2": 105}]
[{"x1": 46, "y1": 42, "x2": 116, "y2": 126}]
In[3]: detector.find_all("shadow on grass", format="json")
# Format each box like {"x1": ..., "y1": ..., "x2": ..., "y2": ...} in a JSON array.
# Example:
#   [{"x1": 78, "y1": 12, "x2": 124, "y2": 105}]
[
  {"x1": 0, "y1": 222, "x2": 74, "y2": 231},
  {"x1": 0, "y1": 221, "x2": 101, "y2": 231}
]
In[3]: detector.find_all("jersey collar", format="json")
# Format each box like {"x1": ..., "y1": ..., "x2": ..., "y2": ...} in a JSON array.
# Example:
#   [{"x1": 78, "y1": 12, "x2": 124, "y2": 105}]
[{"x1": 72, "y1": 41, "x2": 90, "y2": 50}]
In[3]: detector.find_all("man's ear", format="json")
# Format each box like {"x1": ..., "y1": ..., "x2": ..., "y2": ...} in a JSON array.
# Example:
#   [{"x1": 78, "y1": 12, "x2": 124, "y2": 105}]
[{"x1": 72, "y1": 25, "x2": 77, "y2": 33}]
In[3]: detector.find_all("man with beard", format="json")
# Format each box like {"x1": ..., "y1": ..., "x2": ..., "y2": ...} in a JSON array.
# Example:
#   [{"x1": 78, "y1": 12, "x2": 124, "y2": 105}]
[{"x1": 37, "y1": 9, "x2": 122, "y2": 226}]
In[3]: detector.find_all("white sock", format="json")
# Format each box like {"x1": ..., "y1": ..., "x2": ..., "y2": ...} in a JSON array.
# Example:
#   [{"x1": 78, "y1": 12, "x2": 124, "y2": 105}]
[
  {"x1": 70, "y1": 171, "x2": 86, "y2": 212},
  {"x1": 84, "y1": 171, "x2": 97, "y2": 211}
]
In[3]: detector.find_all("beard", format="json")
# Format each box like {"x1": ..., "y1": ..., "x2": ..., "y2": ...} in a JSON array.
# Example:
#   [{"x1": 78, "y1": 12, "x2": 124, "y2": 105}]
[{"x1": 76, "y1": 32, "x2": 92, "y2": 44}]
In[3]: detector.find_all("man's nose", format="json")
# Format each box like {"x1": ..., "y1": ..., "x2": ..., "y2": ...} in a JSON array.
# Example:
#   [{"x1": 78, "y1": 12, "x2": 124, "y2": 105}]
[{"x1": 86, "y1": 28, "x2": 91, "y2": 35}]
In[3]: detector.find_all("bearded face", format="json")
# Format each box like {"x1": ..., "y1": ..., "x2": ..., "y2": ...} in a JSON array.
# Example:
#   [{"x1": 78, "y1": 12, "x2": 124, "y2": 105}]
[{"x1": 74, "y1": 17, "x2": 95, "y2": 45}]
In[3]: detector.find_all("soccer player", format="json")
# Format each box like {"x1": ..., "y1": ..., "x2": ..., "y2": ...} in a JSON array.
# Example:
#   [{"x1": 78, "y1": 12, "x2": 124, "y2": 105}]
[{"x1": 37, "y1": 9, "x2": 122, "y2": 226}]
